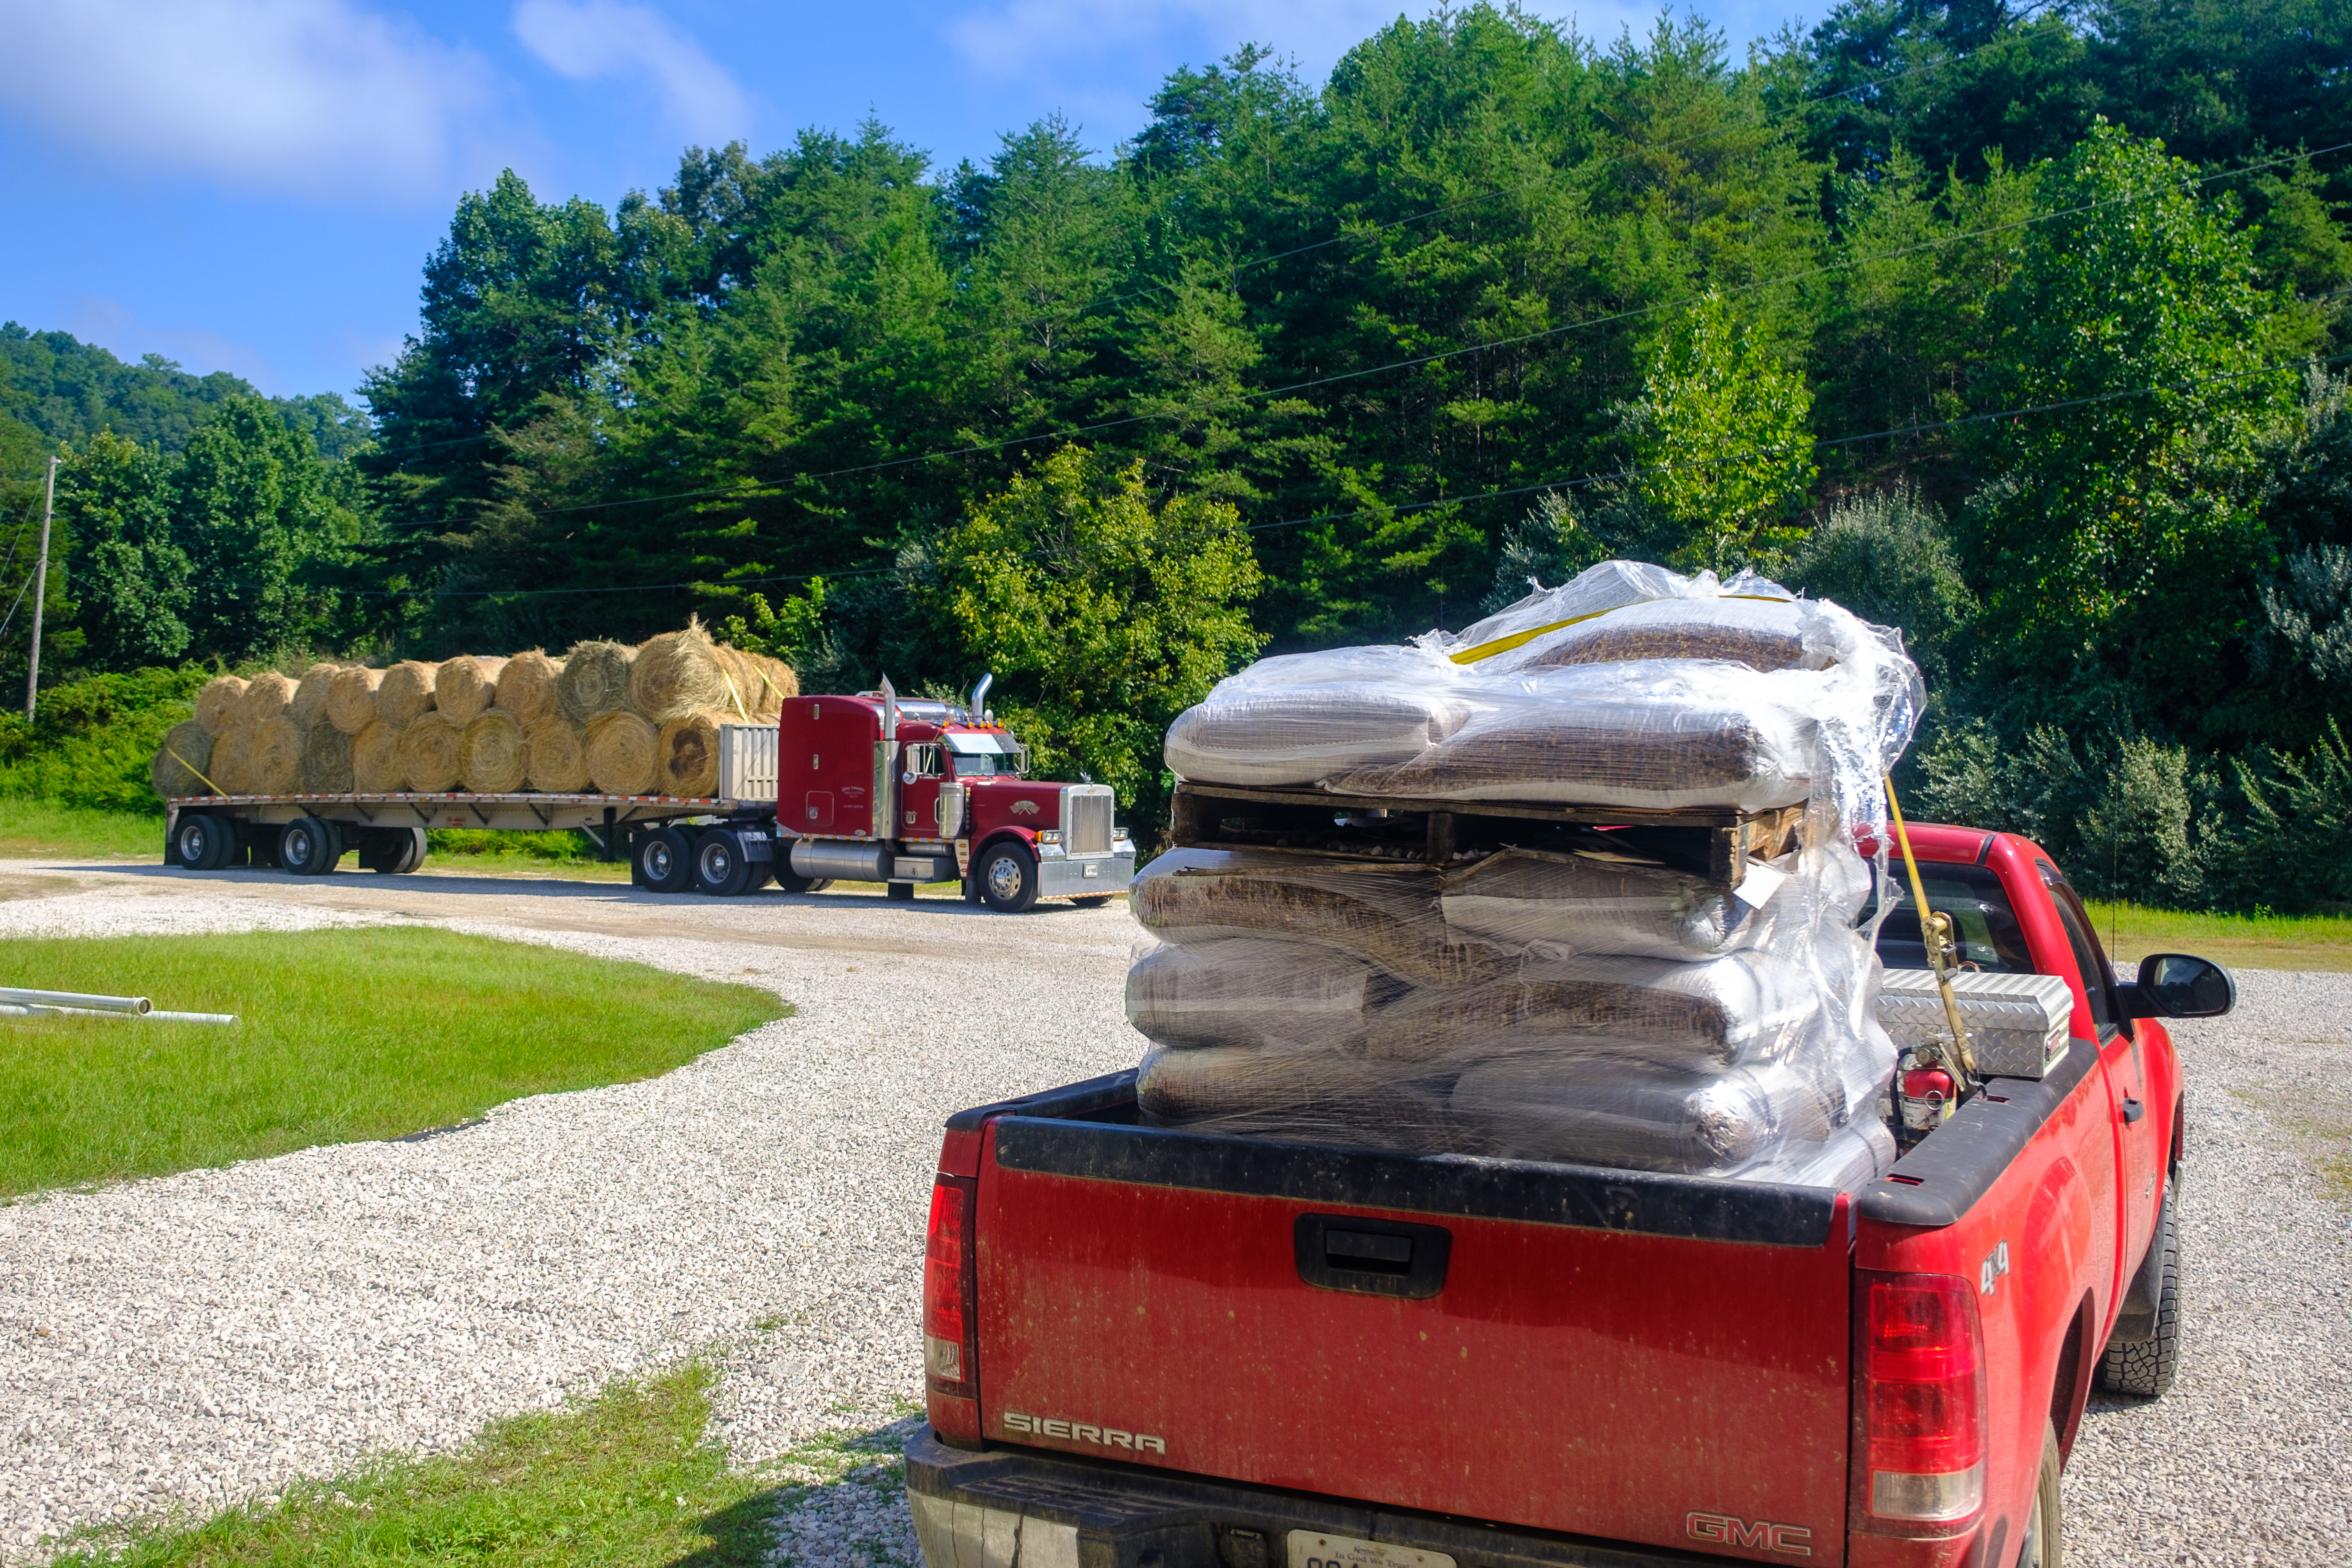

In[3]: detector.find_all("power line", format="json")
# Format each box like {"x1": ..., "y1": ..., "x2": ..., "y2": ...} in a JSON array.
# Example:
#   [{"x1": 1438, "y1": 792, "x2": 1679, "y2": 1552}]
[
  {"x1": 372, "y1": 137, "x2": 2350, "y2": 535},
  {"x1": 357, "y1": 44, "x2": 1979, "y2": 470}
]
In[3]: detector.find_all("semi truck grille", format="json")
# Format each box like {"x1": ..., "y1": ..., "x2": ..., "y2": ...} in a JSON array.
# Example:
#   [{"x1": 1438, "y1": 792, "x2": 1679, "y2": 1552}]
[{"x1": 1063, "y1": 785, "x2": 1114, "y2": 856}]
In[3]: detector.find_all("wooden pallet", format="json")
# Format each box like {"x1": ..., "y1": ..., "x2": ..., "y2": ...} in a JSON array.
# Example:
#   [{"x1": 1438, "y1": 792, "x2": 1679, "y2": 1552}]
[{"x1": 1168, "y1": 780, "x2": 1805, "y2": 886}]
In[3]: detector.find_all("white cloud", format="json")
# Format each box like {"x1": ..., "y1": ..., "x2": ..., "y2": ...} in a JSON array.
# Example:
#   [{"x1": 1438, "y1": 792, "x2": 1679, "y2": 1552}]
[
  {"x1": 0, "y1": 0, "x2": 504, "y2": 203},
  {"x1": 511, "y1": 0, "x2": 749, "y2": 146},
  {"x1": 947, "y1": 0, "x2": 1655, "y2": 88}
]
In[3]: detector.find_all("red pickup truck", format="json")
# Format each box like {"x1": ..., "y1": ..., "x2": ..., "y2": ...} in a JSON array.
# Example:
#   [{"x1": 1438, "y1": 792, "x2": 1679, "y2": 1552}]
[{"x1": 903, "y1": 824, "x2": 2235, "y2": 1568}]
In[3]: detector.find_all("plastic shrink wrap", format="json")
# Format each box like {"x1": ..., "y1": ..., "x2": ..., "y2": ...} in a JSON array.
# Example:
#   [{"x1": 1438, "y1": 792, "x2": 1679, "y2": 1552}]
[{"x1": 1128, "y1": 559, "x2": 1925, "y2": 1192}]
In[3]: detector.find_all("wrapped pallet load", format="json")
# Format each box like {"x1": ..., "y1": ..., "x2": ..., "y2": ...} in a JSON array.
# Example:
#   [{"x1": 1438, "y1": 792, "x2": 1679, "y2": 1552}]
[{"x1": 1130, "y1": 559, "x2": 1926, "y2": 1192}]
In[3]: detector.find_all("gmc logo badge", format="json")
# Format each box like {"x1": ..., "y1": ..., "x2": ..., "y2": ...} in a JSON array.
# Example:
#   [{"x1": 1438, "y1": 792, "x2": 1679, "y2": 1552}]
[{"x1": 1686, "y1": 1512, "x2": 1813, "y2": 1557}]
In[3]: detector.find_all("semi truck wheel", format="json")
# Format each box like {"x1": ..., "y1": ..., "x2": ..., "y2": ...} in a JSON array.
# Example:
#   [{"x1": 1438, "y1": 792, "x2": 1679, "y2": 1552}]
[
  {"x1": 2017, "y1": 1420, "x2": 2063, "y2": 1567},
  {"x1": 976, "y1": 841, "x2": 1039, "y2": 914},
  {"x1": 1070, "y1": 894, "x2": 1114, "y2": 909},
  {"x1": 692, "y1": 830, "x2": 754, "y2": 896},
  {"x1": 359, "y1": 827, "x2": 425, "y2": 874},
  {"x1": 773, "y1": 872, "x2": 833, "y2": 894},
  {"x1": 278, "y1": 817, "x2": 342, "y2": 876},
  {"x1": 173, "y1": 813, "x2": 236, "y2": 871},
  {"x1": 2098, "y1": 1181, "x2": 2181, "y2": 1398},
  {"x1": 635, "y1": 827, "x2": 694, "y2": 892}
]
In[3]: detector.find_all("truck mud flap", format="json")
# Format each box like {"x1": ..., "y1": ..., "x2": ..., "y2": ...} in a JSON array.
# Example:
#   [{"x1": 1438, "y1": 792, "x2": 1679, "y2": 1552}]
[{"x1": 906, "y1": 1427, "x2": 1718, "y2": 1568}]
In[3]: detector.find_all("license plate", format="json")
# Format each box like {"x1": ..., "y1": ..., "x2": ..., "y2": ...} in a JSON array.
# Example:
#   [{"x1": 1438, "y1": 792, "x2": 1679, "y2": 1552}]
[{"x1": 1287, "y1": 1532, "x2": 1455, "y2": 1568}]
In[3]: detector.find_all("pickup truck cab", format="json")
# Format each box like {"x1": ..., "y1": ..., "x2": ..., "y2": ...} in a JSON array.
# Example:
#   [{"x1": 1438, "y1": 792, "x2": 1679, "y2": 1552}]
[{"x1": 904, "y1": 825, "x2": 2233, "y2": 1568}]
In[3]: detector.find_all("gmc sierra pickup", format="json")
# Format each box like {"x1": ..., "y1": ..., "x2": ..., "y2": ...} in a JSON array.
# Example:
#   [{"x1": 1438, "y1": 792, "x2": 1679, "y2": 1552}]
[{"x1": 901, "y1": 824, "x2": 2235, "y2": 1568}]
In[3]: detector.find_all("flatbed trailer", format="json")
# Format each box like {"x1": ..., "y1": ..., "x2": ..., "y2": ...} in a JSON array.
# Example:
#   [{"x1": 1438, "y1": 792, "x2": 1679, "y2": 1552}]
[{"x1": 161, "y1": 790, "x2": 780, "y2": 875}]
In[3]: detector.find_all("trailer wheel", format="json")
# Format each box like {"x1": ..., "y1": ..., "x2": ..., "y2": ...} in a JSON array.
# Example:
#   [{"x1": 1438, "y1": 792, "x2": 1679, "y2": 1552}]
[
  {"x1": 635, "y1": 827, "x2": 693, "y2": 893},
  {"x1": 692, "y1": 830, "x2": 754, "y2": 896},
  {"x1": 173, "y1": 813, "x2": 235, "y2": 872},
  {"x1": 360, "y1": 827, "x2": 425, "y2": 874},
  {"x1": 1070, "y1": 894, "x2": 1114, "y2": 909},
  {"x1": 976, "y1": 841, "x2": 1039, "y2": 914},
  {"x1": 278, "y1": 817, "x2": 342, "y2": 876}
]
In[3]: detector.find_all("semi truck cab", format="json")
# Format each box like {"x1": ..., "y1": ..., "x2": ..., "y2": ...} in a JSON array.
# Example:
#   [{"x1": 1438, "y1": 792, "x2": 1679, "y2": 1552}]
[{"x1": 773, "y1": 680, "x2": 1135, "y2": 912}]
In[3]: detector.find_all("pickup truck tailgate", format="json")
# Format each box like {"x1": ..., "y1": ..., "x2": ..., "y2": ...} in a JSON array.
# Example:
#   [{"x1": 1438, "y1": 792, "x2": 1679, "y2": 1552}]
[{"x1": 976, "y1": 1117, "x2": 1854, "y2": 1566}]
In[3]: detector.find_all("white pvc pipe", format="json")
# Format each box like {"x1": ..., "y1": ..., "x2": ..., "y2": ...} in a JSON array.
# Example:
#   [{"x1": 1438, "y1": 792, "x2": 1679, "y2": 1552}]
[
  {"x1": 0, "y1": 1003, "x2": 236, "y2": 1024},
  {"x1": 0, "y1": 987, "x2": 149, "y2": 1015}
]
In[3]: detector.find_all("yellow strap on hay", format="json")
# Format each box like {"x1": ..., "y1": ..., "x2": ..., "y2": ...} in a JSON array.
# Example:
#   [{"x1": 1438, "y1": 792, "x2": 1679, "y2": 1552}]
[
  {"x1": 718, "y1": 664, "x2": 748, "y2": 721},
  {"x1": 1445, "y1": 593, "x2": 1792, "y2": 666},
  {"x1": 166, "y1": 747, "x2": 229, "y2": 799}
]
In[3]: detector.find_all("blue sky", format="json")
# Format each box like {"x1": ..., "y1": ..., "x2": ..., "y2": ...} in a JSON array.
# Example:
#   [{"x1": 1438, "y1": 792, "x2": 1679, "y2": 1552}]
[{"x1": 0, "y1": 0, "x2": 1817, "y2": 403}]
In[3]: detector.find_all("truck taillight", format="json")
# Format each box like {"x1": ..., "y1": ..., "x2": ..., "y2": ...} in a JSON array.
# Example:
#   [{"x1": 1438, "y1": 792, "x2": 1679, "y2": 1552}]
[
  {"x1": 1854, "y1": 1270, "x2": 1986, "y2": 1534},
  {"x1": 924, "y1": 1176, "x2": 979, "y2": 1400}
]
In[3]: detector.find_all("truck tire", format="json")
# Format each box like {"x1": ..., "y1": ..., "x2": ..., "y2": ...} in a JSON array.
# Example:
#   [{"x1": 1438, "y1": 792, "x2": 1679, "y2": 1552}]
[
  {"x1": 2018, "y1": 1419, "x2": 2063, "y2": 1567},
  {"x1": 635, "y1": 826, "x2": 694, "y2": 893},
  {"x1": 692, "y1": 830, "x2": 754, "y2": 897},
  {"x1": 172, "y1": 813, "x2": 236, "y2": 872},
  {"x1": 359, "y1": 827, "x2": 425, "y2": 874},
  {"x1": 2098, "y1": 1181, "x2": 2181, "y2": 1398},
  {"x1": 1070, "y1": 894, "x2": 1114, "y2": 909},
  {"x1": 773, "y1": 871, "x2": 833, "y2": 894},
  {"x1": 976, "y1": 840, "x2": 1039, "y2": 914},
  {"x1": 278, "y1": 817, "x2": 341, "y2": 876}
]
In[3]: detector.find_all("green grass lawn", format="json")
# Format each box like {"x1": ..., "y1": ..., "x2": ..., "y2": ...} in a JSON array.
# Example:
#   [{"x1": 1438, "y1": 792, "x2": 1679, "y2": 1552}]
[
  {"x1": 0, "y1": 799, "x2": 162, "y2": 858},
  {"x1": 50, "y1": 1365, "x2": 790, "y2": 1568},
  {"x1": 0, "y1": 928, "x2": 784, "y2": 1197},
  {"x1": 2086, "y1": 899, "x2": 2352, "y2": 974}
]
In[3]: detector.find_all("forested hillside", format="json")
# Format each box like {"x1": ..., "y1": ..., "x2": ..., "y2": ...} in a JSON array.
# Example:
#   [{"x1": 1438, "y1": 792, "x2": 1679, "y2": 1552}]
[{"x1": 7, "y1": 0, "x2": 2352, "y2": 906}]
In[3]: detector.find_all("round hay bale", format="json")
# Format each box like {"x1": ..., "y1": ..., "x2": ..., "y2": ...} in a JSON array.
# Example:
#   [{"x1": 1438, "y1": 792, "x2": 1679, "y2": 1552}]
[
  {"x1": 459, "y1": 709, "x2": 528, "y2": 793},
  {"x1": 657, "y1": 710, "x2": 723, "y2": 797},
  {"x1": 250, "y1": 716, "x2": 304, "y2": 794},
  {"x1": 630, "y1": 619, "x2": 730, "y2": 722},
  {"x1": 583, "y1": 711, "x2": 658, "y2": 795},
  {"x1": 234, "y1": 670, "x2": 296, "y2": 728},
  {"x1": 434, "y1": 655, "x2": 505, "y2": 724},
  {"x1": 749, "y1": 653, "x2": 798, "y2": 712},
  {"x1": 326, "y1": 665, "x2": 384, "y2": 733},
  {"x1": 498, "y1": 649, "x2": 564, "y2": 726},
  {"x1": 376, "y1": 660, "x2": 441, "y2": 726},
  {"x1": 210, "y1": 724, "x2": 258, "y2": 795},
  {"x1": 399, "y1": 710, "x2": 463, "y2": 793},
  {"x1": 288, "y1": 664, "x2": 341, "y2": 730},
  {"x1": 558, "y1": 640, "x2": 636, "y2": 724},
  {"x1": 300, "y1": 721, "x2": 354, "y2": 794},
  {"x1": 151, "y1": 720, "x2": 217, "y2": 798},
  {"x1": 708, "y1": 645, "x2": 755, "y2": 721},
  {"x1": 524, "y1": 716, "x2": 591, "y2": 792},
  {"x1": 195, "y1": 674, "x2": 248, "y2": 734},
  {"x1": 352, "y1": 721, "x2": 405, "y2": 792}
]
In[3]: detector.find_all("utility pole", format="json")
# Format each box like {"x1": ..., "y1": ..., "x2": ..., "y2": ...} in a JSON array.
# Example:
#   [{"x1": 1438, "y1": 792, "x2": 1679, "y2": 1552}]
[{"x1": 24, "y1": 455, "x2": 54, "y2": 721}]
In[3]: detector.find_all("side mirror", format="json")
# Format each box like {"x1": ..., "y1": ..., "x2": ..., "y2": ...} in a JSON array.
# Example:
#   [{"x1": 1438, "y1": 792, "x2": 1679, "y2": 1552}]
[{"x1": 2120, "y1": 953, "x2": 2236, "y2": 1020}]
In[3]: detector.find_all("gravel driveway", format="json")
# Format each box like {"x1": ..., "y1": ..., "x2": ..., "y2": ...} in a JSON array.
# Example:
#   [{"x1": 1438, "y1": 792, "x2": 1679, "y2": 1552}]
[{"x1": 0, "y1": 860, "x2": 2345, "y2": 1564}]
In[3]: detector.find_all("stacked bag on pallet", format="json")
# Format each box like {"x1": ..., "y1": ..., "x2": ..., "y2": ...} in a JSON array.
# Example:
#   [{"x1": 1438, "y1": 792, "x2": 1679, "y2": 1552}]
[
  {"x1": 1128, "y1": 560, "x2": 1927, "y2": 1191},
  {"x1": 149, "y1": 619, "x2": 798, "y2": 801}
]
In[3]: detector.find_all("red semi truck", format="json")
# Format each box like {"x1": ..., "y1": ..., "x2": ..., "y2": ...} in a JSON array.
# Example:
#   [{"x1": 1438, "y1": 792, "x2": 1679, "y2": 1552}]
[
  {"x1": 904, "y1": 822, "x2": 2233, "y2": 1566},
  {"x1": 630, "y1": 679, "x2": 1135, "y2": 911}
]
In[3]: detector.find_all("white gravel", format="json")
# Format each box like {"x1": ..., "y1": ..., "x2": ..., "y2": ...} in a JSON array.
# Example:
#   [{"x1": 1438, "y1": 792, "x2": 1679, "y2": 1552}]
[
  {"x1": 0, "y1": 865, "x2": 1140, "y2": 1560},
  {"x1": 0, "y1": 861, "x2": 2346, "y2": 1563}
]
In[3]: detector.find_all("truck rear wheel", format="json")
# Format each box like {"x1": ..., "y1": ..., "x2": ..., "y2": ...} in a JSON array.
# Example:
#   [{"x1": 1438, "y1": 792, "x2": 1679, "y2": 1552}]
[
  {"x1": 692, "y1": 830, "x2": 754, "y2": 896},
  {"x1": 2018, "y1": 1419, "x2": 2063, "y2": 1567},
  {"x1": 2098, "y1": 1180, "x2": 2181, "y2": 1398},
  {"x1": 773, "y1": 872, "x2": 833, "y2": 894},
  {"x1": 172, "y1": 813, "x2": 236, "y2": 871},
  {"x1": 359, "y1": 826, "x2": 425, "y2": 874},
  {"x1": 635, "y1": 827, "x2": 694, "y2": 893},
  {"x1": 278, "y1": 817, "x2": 341, "y2": 876},
  {"x1": 976, "y1": 841, "x2": 1039, "y2": 914}
]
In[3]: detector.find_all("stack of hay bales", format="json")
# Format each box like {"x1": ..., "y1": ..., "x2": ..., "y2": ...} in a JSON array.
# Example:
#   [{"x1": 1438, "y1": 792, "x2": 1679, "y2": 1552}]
[
  {"x1": 150, "y1": 623, "x2": 796, "y2": 801},
  {"x1": 1127, "y1": 560, "x2": 1928, "y2": 1192}
]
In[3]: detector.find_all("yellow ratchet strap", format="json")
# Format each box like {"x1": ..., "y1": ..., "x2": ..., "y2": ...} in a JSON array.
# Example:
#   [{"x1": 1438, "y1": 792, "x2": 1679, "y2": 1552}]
[{"x1": 1445, "y1": 594, "x2": 1795, "y2": 666}]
